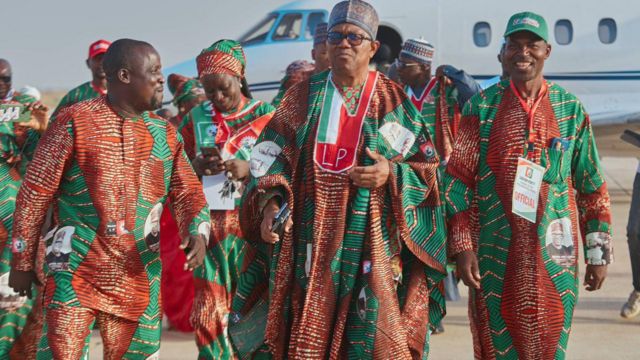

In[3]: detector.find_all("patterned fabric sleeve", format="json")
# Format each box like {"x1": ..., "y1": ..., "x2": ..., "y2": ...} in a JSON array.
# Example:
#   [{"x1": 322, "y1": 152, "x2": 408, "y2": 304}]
[
  {"x1": 571, "y1": 110, "x2": 613, "y2": 265},
  {"x1": 177, "y1": 111, "x2": 196, "y2": 161},
  {"x1": 443, "y1": 110, "x2": 481, "y2": 257},
  {"x1": 240, "y1": 84, "x2": 304, "y2": 242},
  {"x1": 387, "y1": 141, "x2": 447, "y2": 272},
  {"x1": 11, "y1": 112, "x2": 75, "y2": 271},
  {"x1": 167, "y1": 126, "x2": 210, "y2": 242}
]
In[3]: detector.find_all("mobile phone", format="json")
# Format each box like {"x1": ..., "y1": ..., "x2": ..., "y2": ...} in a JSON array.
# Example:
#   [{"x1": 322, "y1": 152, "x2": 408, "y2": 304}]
[
  {"x1": 0, "y1": 103, "x2": 31, "y2": 123},
  {"x1": 200, "y1": 146, "x2": 221, "y2": 157},
  {"x1": 271, "y1": 202, "x2": 291, "y2": 237}
]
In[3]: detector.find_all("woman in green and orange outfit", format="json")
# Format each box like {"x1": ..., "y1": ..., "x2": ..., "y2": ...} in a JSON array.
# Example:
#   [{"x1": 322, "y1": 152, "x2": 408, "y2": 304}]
[{"x1": 179, "y1": 40, "x2": 275, "y2": 359}]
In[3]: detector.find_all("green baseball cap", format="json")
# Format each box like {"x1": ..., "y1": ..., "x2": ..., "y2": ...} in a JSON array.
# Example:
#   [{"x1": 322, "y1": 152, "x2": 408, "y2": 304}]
[{"x1": 504, "y1": 11, "x2": 548, "y2": 42}]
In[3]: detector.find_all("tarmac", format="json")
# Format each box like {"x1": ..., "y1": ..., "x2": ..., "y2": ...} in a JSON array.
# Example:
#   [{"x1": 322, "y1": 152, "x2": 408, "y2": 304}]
[{"x1": 88, "y1": 124, "x2": 640, "y2": 359}]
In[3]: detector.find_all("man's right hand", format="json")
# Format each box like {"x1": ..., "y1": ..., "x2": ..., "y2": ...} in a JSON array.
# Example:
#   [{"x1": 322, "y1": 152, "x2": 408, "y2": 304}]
[
  {"x1": 19, "y1": 102, "x2": 49, "y2": 133},
  {"x1": 260, "y1": 199, "x2": 292, "y2": 244},
  {"x1": 193, "y1": 153, "x2": 225, "y2": 177},
  {"x1": 456, "y1": 250, "x2": 481, "y2": 289},
  {"x1": 9, "y1": 269, "x2": 40, "y2": 299}
]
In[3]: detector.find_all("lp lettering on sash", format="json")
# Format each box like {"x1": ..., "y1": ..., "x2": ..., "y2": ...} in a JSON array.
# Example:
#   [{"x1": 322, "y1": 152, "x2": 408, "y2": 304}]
[
  {"x1": 512, "y1": 157, "x2": 545, "y2": 223},
  {"x1": 318, "y1": 144, "x2": 354, "y2": 171}
]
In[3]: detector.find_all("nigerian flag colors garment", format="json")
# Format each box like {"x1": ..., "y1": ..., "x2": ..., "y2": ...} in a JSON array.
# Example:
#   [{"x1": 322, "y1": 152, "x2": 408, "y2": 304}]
[
  {"x1": 406, "y1": 78, "x2": 461, "y2": 166},
  {"x1": 11, "y1": 96, "x2": 210, "y2": 358},
  {"x1": 52, "y1": 81, "x2": 105, "y2": 118},
  {"x1": 0, "y1": 91, "x2": 43, "y2": 358},
  {"x1": 240, "y1": 70, "x2": 446, "y2": 359},
  {"x1": 444, "y1": 79, "x2": 613, "y2": 360},
  {"x1": 179, "y1": 97, "x2": 275, "y2": 359}
]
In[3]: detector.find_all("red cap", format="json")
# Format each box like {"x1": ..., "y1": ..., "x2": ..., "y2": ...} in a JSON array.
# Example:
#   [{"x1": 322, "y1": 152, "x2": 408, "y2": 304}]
[{"x1": 88, "y1": 39, "x2": 111, "y2": 59}]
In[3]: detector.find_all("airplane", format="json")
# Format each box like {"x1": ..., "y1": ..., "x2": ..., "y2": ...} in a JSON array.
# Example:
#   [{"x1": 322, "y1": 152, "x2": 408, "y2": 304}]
[{"x1": 164, "y1": 0, "x2": 640, "y2": 125}]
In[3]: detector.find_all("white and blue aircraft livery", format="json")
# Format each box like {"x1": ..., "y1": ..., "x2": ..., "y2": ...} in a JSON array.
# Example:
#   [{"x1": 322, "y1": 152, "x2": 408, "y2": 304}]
[{"x1": 165, "y1": 0, "x2": 640, "y2": 125}]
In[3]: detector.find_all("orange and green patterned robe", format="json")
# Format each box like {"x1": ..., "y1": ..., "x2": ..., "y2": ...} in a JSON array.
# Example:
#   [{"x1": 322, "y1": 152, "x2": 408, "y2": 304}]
[
  {"x1": 444, "y1": 79, "x2": 613, "y2": 360},
  {"x1": 240, "y1": 70, "x2": 447, "y2": 359},
  {"x1": 11, "y1": 96, "x2": 210, "y2": 358}
]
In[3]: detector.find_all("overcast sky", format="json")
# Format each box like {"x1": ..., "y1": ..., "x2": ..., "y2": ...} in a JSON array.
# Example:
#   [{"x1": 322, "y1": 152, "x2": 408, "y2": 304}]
[{"x1": 1, "y1": 0, "x2": 292, "y2": 90}]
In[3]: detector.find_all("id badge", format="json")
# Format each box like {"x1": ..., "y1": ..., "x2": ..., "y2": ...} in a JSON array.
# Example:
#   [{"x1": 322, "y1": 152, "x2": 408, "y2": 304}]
[{"x1": 512, "y1": 157, "x2": 545, "y2": 223}]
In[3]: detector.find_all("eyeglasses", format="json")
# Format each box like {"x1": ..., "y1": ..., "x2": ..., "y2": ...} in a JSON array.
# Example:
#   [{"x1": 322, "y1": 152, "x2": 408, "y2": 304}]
[
  {"x1": 0, "y1": 76, "x2": 11, "y2": 83},
  {"x1": 327, "y1": 31, "x2": 373, "y2": 46},
  {"x1": 394, "y1": 59, "x2": 421, "y2": 70}
]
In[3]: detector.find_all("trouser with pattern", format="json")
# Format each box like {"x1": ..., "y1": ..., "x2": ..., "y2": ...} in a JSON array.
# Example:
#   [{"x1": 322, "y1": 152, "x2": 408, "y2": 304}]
[
  {"x1": 0, "y1": 298, "x2": 40, "y2": 359},
  {"x1": 36, "y1": 306, "x2": 160, "y2": 359},
  {"x1": 192, "y1": 234, "x2": 246, "y2": 360}
]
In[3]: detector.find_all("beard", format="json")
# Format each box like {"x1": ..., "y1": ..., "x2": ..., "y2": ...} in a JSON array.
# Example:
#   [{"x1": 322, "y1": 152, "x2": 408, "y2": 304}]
[{"x1": 149, "y1": 93, "x2": 163, "y2": 110}]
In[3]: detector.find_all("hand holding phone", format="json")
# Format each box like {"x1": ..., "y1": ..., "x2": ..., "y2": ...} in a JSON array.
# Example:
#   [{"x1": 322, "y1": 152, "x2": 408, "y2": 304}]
[
  {"x1": 196, "y1": 146, "x2": 225, "y2": 176},
  {"x1": 271, "y1": 202, "x2": 291, "y2": 238}
]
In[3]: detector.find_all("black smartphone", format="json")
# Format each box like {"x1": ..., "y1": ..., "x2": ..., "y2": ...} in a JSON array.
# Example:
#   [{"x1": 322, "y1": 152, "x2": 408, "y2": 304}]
[
  {"x1": 200, "y1": 146, "x2": 221, "y2": 158},
  {"x1": 271, "y1": 202, "x2": 291, "y2": 237}
]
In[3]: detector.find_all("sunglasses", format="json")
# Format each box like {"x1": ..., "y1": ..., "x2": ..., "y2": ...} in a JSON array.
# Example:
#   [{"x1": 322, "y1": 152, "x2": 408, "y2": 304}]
[
  {"x1": 327, "y1": 31, "x2": 373, "y2": 46},
  {"x1": 0, "y1": 76, "x2": 11, "y2": 83},
  {"x1": 394, "y1": 59, "x2": 421, "y2": 70}
]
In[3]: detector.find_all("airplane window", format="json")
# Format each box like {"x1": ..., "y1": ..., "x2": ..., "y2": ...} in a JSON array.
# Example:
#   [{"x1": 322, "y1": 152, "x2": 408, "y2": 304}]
[
  {"x1": 473, "y1": 22, "x2": 491, "y2": 47},
  {"x1": 240, "y1": 13, "x2": 278, "y2": 46},
  {"x1": 305, "y1": 12, "x2": 325, "y2": 40},
  {"x1": 554, "y1": 20, "x2": 573, "y2": 45},
  {"x1": 273, "y1": 13, "x2": 303, "y2": 41},
  {"x1": 598, "y1": 18, "x2": 617, "y2": 44}
]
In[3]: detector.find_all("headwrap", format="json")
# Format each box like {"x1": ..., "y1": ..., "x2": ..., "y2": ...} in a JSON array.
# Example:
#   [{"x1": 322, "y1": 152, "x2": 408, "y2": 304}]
[
  {"x1": 196, "y1": 39, "x2": 246, "y2": 78},
  {"x1": 328, "y1": 0, "x2": 379, "y2": 39},
  {"x1": 168, "y1": 74, "x2": 204, "y2": 106},
  {"x1": 285, "y1": 60, "x2": 315, "y2": 78},
  {"x1": 399, "y1": 38, "x2": 435, "y2": 65},
  {"x1": 313, "y1": 22, "x2": 328, "y2": 46}
]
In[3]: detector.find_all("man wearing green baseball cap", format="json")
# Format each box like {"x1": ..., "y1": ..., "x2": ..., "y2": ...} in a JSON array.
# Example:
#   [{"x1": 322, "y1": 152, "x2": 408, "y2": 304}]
[{"x1": 445, "y1": 11, "x2": 613, "y2": 360}]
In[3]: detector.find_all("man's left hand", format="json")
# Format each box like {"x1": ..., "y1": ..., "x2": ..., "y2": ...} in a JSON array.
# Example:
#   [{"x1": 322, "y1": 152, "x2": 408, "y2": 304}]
[
  {"x1": 348, "y1": 148, "x2": 390, "y2": 189},
  {"x1": 180, "y1": 234, "x2": 207, "y2": 271},
  {"x1": 584, "y1": 264, "x2": 607, "y2": 291},
  {"x1": 225, "y1": 159, "x2": 250, "y2": 180},
  {"x1": 19, "y1": 102, "x2": 49, "y2": 133},
  {"x1": 435, "y1": 65, "x2": 453, "y2": 87}
]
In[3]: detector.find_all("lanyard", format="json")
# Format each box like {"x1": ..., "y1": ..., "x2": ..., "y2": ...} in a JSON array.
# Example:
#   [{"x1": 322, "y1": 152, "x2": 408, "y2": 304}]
[{"x1": 510, "y1": 80, "x2": 548, "y2": 159}]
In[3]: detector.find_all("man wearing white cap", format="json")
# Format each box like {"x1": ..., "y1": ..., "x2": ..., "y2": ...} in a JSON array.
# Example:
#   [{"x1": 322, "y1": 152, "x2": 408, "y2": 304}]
[{"x1": 397, "y1": 38, "x2": 481, "y2": 166}]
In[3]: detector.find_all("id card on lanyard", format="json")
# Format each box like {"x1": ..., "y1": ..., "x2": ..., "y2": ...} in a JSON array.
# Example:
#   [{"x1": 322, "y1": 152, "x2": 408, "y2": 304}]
[
  {"x1": 513, "y1": 158, "x2": 545, "y2": 223},
  {"x1": 511, "y1": 80, "x2": 548, "y2": 223}
]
